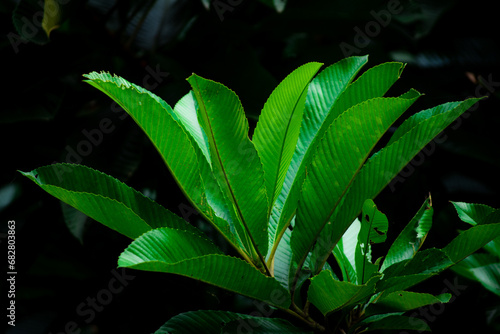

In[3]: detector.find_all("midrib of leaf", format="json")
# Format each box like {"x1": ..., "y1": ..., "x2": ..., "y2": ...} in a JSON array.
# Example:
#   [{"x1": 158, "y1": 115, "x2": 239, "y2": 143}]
[
  {"x1": 190, "y1": 77, "x2": 269, "y2": 275},
  {"x1": 267, "y1": 83, "x2": 310, "y2": 218}
]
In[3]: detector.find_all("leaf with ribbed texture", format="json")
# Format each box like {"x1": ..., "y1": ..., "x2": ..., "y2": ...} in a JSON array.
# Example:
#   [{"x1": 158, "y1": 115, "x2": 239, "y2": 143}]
[
  {"x1": 366, "y1": 291, "x2": 451, "y2": 316},
  {"x1": 451, "y1": 201, "x2": 496, "y2": 226},
  {"x1": 83, "y1": 72, "x2": 244, "y2": 253},
  {"x1": 119, "y1": 227, "x2": 290, "y2": 307},
  {"x1": 381, "y1": 198, "x2": 433, "y2": 271},
  {"x1": 451, "y1": 253, "x2": 500, "y2": 296},
  {"x1": 443, "y1": 223, "x2": 500, "y2": 264},
  {"x1": 188, "y1": 74, "x2": 269, "y2": 271},
  {"x1": 309, "y1": 97, "x2": 482, "y2": 275},
  {"x1": 20, "y1": 164, "x2": 199, "y2": 239},
  {"x1": 269, "y1": 59, "x2": 403, "y2": 261},
  {"x1": 308, "y1": 270, "x2": 380, "y2": 316},
  {"x1": 253, "y1": 62, "x2": 322, "y2": 215},
  {"x1": 291, "y1": 93, "x2": 420, "y2": 286}
]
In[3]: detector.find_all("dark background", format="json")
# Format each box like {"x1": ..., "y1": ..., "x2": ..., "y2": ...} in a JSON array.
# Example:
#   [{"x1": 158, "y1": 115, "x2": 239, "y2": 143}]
[{"x1": 1, "y1": 0, "x2": 499, "y2": 333}]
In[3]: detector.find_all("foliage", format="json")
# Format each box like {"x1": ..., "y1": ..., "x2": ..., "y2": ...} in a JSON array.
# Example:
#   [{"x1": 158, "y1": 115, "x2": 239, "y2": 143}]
[
  {"x1": 21, "y1": 56, "x2": 500, "y2": 333},
  {"x1": 450, "y1": 202, "x2": 500, "y2": 297}
]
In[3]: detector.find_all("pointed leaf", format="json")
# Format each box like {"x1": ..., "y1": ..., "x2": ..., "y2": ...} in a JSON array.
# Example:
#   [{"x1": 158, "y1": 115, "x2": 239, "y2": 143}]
[
  {"x1": 267, "y1": 56, "x2": 368, "y2": 262},
  {"x1": 253, "y1": 62, "x2": 322, "y2": 212},
  {"x1": 188, "y1": 74, "x2": 269, "y2": 267},
  {"x1": 119, "y1": 228, "x2": 290, "y2": 307},
  {"x1": 292, "y1": 93, "x2": 420, "y2": 283},
  {"x1": 83, "y1": 72, "x2": 244, "y2": 252},
  {"x1": 443, "y1": 223, "x2": 500, "y2": 264},
  {"x1": 382, "y1": 198, "x2": 433, "y2": 271},
  {"x1": 270, "y1": 60, "x2": 402, "y2": 257},
  {"x1": 451, "y1": 201, "x2": 496, "y2": 226},
  {"x1": 367, "y1": 291, "x2": 451, "y2": 315},
  {"x1": 308, "y1": 270, "x2": 380, "y2": 315},
  {"x1": 310, "y1": 97, "x2": 482, "y2": 275},
  {"x1": 20, "y1": 164, "x2": 199, "y2": 239}
]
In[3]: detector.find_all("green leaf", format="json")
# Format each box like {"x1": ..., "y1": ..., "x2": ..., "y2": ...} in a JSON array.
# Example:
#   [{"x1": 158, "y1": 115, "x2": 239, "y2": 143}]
[
  {"x1": 292, "y1": 93, "x2": 420, "y2": 285},
  {"x1": 253, "y1": 62, "x2": 322, "y2": 214},
  {"x1": 310, "y1": 97, "x2": 481, "y2": 275},
  {"x1": 366, "y1": 291, "x2": 451, "y2": 315},
  {"x1": 377, "y1": 249, "x2": 453, "y2": 293},
  {"x1": 83, "y1": 72, "x2": 244, "y2": 252},
  {"x1": 381, "y1": 198, "x2": 433, "y2": 271},
  {"x1": 271, "y1": 59, "x2": 402, "y2": 259},
  {"x1": 307, "y1": 270, "x2": 380, "y2": 315},
  {"x1": 20, "y1": 164, "x2": 199, "y2": 239},
  {"x1": 267, "y1": 55, "x2": 368, "y2": 262},
  {"x1": 119, "y1": 228, "x2": 291, "y2": 308},
  {"x1": 451, "y1": 253, "x2": 500, "y2": 296},
  {"x1": 188, "y1": 74, "x2": 269, "y2": 269},
  {"x1": 451, "y1": 201, "x2": 496, "y2": 226},
  {"x1": 443, "y1": 223, "x2": 500, "y2": 264}
]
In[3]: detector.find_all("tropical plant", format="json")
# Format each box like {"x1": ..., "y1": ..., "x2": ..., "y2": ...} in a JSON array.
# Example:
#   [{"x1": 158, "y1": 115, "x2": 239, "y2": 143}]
[{"x1": 21, "y1": 55, "x2": 500, "y2": 333}]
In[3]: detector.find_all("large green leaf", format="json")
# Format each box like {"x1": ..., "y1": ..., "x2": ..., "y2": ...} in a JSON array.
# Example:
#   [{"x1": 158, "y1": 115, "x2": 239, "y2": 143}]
[
  {"x1": 253, "y1": 62, "x2": 322, "y2": 214},
  {"x1": 443, "y1": 223, "x2": 500, "y2": 264},
  {"x1": 269, "y1": 59, "x2": 403, "y2": 261},
  {"x1": 83, "y1": 72, "x2": 245, "y2": 254},
  {"x1": 188, "y1": 74, "x2": 269, "y2": 270},
  {"x1": 267, "y1": 56, "x2": 368, "y2": 265},
  {"x1": 20, "y1": 164, "x2": 199, "y2": 239},
  {"x1": 291, "y1": 93, "x2": 420, "y2": 287},
  {"x1": 381, "y1": 198, "x2": 433, "y2": 271},
  {"x1": 308, "y1": 270, "x2": 380, "y2": 316},
  {"x1": 119, "y1": 227, "x2": 291, "y2": 308},
  {"x1": 309, "y1": 97, "x2": 482, "y2": 275}
]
